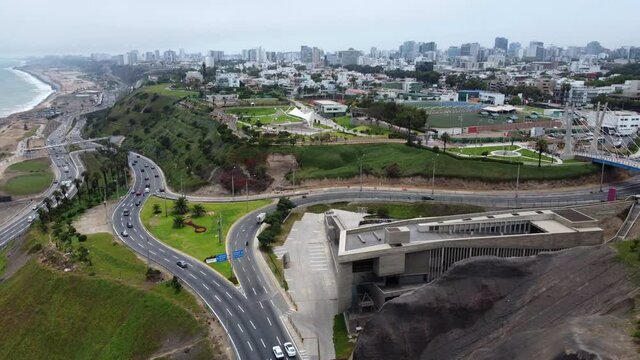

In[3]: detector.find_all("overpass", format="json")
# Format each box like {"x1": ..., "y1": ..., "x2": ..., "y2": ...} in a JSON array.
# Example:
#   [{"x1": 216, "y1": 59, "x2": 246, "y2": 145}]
[{"x1": 26, "y1": 137, "x2": 111, "y2": 151}]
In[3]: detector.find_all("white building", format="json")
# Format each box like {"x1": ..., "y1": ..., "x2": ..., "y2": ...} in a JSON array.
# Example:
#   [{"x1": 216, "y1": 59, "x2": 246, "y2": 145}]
[
  {"x1": 588, "y1": 110, "x2": 640, "y2": 136},
  {"x1": 184, "y1": 71, "x2": 204, "y2": 83},
  {"x1": 205, "y1": 56, "x2": 215, "y2": 68},
  {"x1": 313, "y1": 100, "x2": 348, "y2": 117}
]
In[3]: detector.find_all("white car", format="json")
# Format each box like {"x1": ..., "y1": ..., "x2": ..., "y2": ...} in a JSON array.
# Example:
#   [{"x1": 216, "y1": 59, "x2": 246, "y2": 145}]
[
  {"x1": 283, "y1": 342, "x2": 296, "y2": 357},
  {"x1": 272, "y1": 345, "x2": 285, "y2": 359},
  {"x1": 27, "y1": 216, "x2": 33, "y2": 223}
]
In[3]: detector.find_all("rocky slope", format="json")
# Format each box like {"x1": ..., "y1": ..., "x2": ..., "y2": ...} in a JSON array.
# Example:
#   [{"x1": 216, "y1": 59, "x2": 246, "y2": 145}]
[{"x1": 353, "y1": 246, "x2": 639, "y2": 360}]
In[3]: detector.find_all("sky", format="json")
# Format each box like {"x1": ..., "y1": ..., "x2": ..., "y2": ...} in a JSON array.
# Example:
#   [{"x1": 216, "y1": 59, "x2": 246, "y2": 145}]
[{"x1": 1, "y1": 0, "x2": 638, "y2": 57}]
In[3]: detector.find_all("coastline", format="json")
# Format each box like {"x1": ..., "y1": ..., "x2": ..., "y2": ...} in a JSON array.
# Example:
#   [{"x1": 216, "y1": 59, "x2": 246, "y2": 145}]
[{"x1": 0, "y1": 66, "x2": 58, "y2": 121}]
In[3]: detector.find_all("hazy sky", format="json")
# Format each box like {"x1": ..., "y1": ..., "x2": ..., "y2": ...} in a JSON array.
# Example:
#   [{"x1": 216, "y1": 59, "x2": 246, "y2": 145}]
[{"x1": 1, "y1": 0, "x2": 638, "y2": 57}]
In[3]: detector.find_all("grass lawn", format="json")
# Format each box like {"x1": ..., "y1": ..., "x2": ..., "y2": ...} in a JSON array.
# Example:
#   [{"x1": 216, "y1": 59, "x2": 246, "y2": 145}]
[
  {"x1": 0, "y1": 230, "x2": 213, "y2": 360},
  {"x1": 226, "y1": 106, "x2": 287, "y2": 116},
  {"x1": 449, "y1": 145, "x2": 519, "y2": 156},
  {"x1": 1, "y1": 158, "x2": 53, "y2": 196},
  {"x1": 141, "y1": 196, "x2": 272, "y2": 279},
  {"x1": 449, "y1": 145, "x2": 555, "y2": 163},
  {"x1": 333, "y1": 314, "x2": 354, "y2": 359},
  {"x1": 143, "y1": 84, "x2": 199, "y2": 98},
  {"x1": 227, "y1": 106, "x2": 302, "y2": 125},
  {"x1": 273, "y1": 143, "x2": 598, "y2": 182},
  {"x1": 306, "y1": 202, "x2": 484, "y2": 219}
]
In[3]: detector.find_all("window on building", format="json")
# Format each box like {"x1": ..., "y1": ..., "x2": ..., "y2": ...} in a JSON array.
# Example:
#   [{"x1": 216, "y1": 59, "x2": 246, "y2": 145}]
[{"x1": 352, "y1": 259, "x2": 374, "y2": 273}]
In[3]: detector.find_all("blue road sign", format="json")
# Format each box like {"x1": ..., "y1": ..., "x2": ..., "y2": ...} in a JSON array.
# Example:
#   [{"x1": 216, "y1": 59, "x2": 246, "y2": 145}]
[
  {"x1": 233, "y1": 249, "x2": 245, "y2": 259},
  {"x1": 214, "y1": 253, "x2": 228, "y2": 263}
]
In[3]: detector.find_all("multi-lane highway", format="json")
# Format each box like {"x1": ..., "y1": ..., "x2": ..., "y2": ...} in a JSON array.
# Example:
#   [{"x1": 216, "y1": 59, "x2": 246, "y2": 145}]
[{"x1": 112, "y1": 154, "x2": 301, "y2": 360}]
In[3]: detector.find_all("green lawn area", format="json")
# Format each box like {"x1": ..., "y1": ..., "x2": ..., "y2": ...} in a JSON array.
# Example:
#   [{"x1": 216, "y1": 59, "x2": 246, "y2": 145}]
[
  {"x1": 333, "y1": 314, "x2": 354, "y2": 359},
  {"x1": 0, "y1": 230, "x2": 213, "y2": 360},
  {"x1": 449, "y1": 145, "x2": 555, "y2": 163},
  {"x1": 141, "y1": 196, "x2": 272, "y2": 279},
  {"x1": 1, "y1": 158, "x2": 53, "y2": 196},
  {"x1": 227, "y1": 106, "x2": 302, "y2": 125},
  {"x1": 306, "y1": 202, "x2": 484, "y2": 219},
  {"x1": 332, "y1": 116, "x2": 391, "y2": 136},
  {"x1": 143, "y1": 84, "x2": 199, "y2": 98},
  {"x1": 273, "y1": 143, "x2": 598, "y2": 182}
]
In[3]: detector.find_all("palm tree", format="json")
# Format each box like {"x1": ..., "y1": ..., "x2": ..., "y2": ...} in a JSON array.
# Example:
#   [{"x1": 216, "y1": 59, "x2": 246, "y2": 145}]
[
  {"x1": 60, "y1": 184, "x2": 68, "y2": 197},
  {"x1": 172, "y1": 215, "x2": 185, "y2": 229},
  {"x1": 52, "y1": 190, "x2": 62, "y2": 205},
  {"x1": 152, "y1": 203, "x2": 162, "y2": 214},
  {"x1": 440, "y1": 132, "x2": 451, "y2": 152},
  {"x1": 191, "y1": 204, "x2": 206, "y2": 218},
  {"x1": 173, "y1": 196, "x2": 189, "y2": 215},
  {"x1": 535, "y1": 139, "x2": 549, "y2": 168},
  {"x1": 43, "y1": 197, "x2": 53, "y2": 212},
  {"x1": 73, "y1": 178, "x2": 82, "y2": 199}
]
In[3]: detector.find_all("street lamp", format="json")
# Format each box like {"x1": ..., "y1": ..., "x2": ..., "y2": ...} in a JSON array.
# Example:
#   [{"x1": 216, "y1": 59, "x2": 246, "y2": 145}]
[
  {"x1": 231, "y1": 166, "x2": 236, "y2": 199},
  {"x1": 599, "y1": 162, "x2": 605, "y2": 193},
  {"x1": 515, "y1": 164, "x2": 521, "y2": 206},
  {"x1": 431, "y1": 154, "x2": 439, "y2": 195},
  {"x1": 359, "y1": 154, "x2": 365, "y2": 192}
]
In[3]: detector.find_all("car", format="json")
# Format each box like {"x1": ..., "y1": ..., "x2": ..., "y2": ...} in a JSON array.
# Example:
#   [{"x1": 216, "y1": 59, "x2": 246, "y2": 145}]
[
  {"x1": 136, "y1": 192, "x2": 142, "y2": 196},
  {"x1": 123, "y1": 209, "x2": 130, "y2": 216},
  {"x1": 283, "y1": 342, "x2": 296, "y2": 357},
  {"x1": 159, "y1": 188, "x2": 165, "y2": 192},
  {"x1": 140, "y1": 169, "x2": 145, "y2": 173},
  {"x1": 144, "y1": 176, "x2": 149, "y2": 181},
  {"x1": 32, "y1": 204, "x2": 38, "y2": 211},
  {"x1": 144, "y1": 164, "x2": 149, "y2": 168},
  {"x1": 154, "y1": 174, "x2": 159, "y2": 178},
  {"x1": 131, "y1": 189, "x2": 136, "y2": 194},
  {"x1": 272, "y1": 346, "x2": 285, "y2": 359},
  {"x1": 421, "y1": 196, "x2": 434, "y2": 201},
  {"x1": 27, "y1": 216, "x2": 33, "y2": 223},
  {"x1": 53, "y1": 180, "x2": 58, "y2": 184},
  {"x1": 136, "y1": 155, "x2": 140, "y2": 158},
  {"x1": 176, "y1": 260, "x2": 188, "y2": 268},
  {"x1": 135, "y1": 200, "x2": 141, "y2": 207},
  {"x1": 144, "y1": 187, "x2": 150, "y2": 193},
  {"x1": 151, "y1": 166, "x2": 155, "y2": 170},
  {"x1": 127, "y1": 222, "x2": 133, "y2": 228},
  {"x1": 121, "y1": 230, "x2": 129, "y2": 237}
]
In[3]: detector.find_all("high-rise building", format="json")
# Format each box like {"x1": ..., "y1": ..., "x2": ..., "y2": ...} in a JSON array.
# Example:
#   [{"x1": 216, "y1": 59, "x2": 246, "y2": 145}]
[
  {"x1": 338, "y1": 49, "x2": 362, "y2": 66},
  {"x1": 311, "y1": 47, "x2": 324, "y2": 66},
  {"x1": 400, "y1": 41, "x2": 418, "y2": 60},
  {"x1": 526, "y1": 41, "x2": 544, "y2": 60},
  {"x1": 163, "y1": 50, "x2": 177, "y2": 63},
  {"x1": 300, "y1": 45, "x2": 313, "y2": 64},
  {"x1": 508, "y1": 42, "x2": 521, "y2": 58},
  {"x1": 494, "y1": 37, "x2": 508, "y2": 52},
  {"x1": 179, "y1": 48, "x2": 186, "y2": 60},
  {"x1": 447, "y1": 46, "x2": 461, "y2": 58},
  {"x1": 585, "y1": 41, "x2": 604, "y2": 55},
  {"x1": 460, "y1": 43, "x2": 480, "y2": 60},
  {"x1": 419, "y1": 42, "x2": 437, "y2": 53},
  {"x1": 370, "y1": 47, "x2": 378, "y2": 58}
]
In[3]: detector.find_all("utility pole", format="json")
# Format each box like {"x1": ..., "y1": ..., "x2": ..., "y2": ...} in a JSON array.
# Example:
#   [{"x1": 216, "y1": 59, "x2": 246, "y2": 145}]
[
  {"x1": 515, "y1": 164, "x2": 521, "y2": 206},
  {"x1": 218, "y1": 214, "x2": 223, "y2": 245},
  {"x1": 164, "y1": 196, "x2": 168, "y2": 217},
  {"x1": 245, "y1": 179, "x2": 249, "y2": 211},
  {"x1": 599, "y1": 162, "x2": 605, "y2": 193},
  {"x1": 359, "y1": 154, "x2": 365, "y2": 192},
  {"x1": 431, "y1": 154, "x2": 439, "y2": 195},
  {"x1": 231, "y1": 166, "x2": 236, "y2": 199}
]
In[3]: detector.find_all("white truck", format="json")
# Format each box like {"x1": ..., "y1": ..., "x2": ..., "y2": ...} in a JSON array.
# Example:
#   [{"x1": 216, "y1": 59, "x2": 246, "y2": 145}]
[{"x1": 256, "y1": 212, "x2": 266, "y2": 223}]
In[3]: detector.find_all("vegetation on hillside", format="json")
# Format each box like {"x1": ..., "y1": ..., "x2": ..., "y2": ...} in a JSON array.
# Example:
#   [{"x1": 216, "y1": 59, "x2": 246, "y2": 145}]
[{"x1": 0, "y1": 158, "x2": 53, "y2": 196}]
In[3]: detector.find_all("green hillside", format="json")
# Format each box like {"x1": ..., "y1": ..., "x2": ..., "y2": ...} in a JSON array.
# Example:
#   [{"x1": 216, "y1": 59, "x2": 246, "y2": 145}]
[{"x1": 84, "y1": 84, "x2": 232, "y2": 191}]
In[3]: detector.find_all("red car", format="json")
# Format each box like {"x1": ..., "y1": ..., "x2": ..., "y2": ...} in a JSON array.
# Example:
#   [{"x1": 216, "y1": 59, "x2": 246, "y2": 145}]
[{"x1": 136, "y1": 191, "x2": 142, "y2": 196}]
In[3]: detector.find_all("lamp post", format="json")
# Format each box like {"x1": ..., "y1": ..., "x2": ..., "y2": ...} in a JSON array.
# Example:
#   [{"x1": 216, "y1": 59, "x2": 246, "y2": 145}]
[
  {"x1": 431, "y1": 154, "x2": 439, "y2": 195},
  {"x1": 359, "y1": 154, "x2": 365, "y2": 192},
  {"x1": 599, "y1": 162, "x2": 605, "y2": 193},
  {"x1": 231, "y1": 166, "x2": 236, "y2": 199},
  {"x1": 515, "y1": 164, "x2": 520, "y2": 207}
]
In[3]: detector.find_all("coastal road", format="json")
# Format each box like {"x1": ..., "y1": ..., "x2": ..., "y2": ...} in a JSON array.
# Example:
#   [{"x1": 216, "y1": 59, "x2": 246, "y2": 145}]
[{"x1": 111, "y1": 154, "x2": 301, "y2": 360}]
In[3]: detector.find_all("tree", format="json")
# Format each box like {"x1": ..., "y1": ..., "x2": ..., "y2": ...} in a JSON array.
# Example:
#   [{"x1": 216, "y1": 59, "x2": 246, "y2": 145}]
[
  {"x1": 535, "y1": 139, "x2": 548, "y2": 168},
  {"x1": 73, "y1": 178, "x2": 82, "y2": 199},
  {"x1": 440, "y1": 132, "x2": 451, "y2": 152},
  {"x1": 191, "y1": 204, "x2": 206, "y2": 218},
  {"x1": 43, "y1": 197, "x2": 52, "y2": 212},
  {"x1": 152, "y1": 203, "x2": 162, "y2": 214},
  {"x1": 385, "y1": 163, "x2": 402, "y2": 178},
  {"x1": 173, "y1": 196, "x2": 189, "y2": 215},
  {"x1": 170, "y1": 276, "x2": 182, "y2": 293},
  {"x1": 173, "y1": 215, "x2": 185, "y2": 229},
  {"x1": 510, "y1": 96, "x2": 522, "y2": 105},
  {"x1": 60, "y1": 184, "x2": 68, "y2": 196},
  {"x1": 52, "y1": 190, "x2": 62, "y2": 205},
  {"x1": 76, "y1": 246, "x2": 91, "y2": 264},
  {"x1": 78, "y1": 234, "x2": 87, "y2": 242},
  {"x1": 276, "y1": 197, "x2": 295, "y2": 213}
]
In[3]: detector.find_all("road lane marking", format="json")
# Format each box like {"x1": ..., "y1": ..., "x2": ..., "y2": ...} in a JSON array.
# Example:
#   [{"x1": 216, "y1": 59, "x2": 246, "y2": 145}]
[
  {"x1": 188, "y1": 273, "x2": 197, "y2": 280},
  {"x1": 149, "y1": 250, "x2": 156, "y2": 256},
  {"x1": 237, "y1": 323, "x2": 244, "y2": 333},
  {"x1": 246, "y1": 340, "x2": 252, "y2": 351},
  {"x1": 213, "y1": 280, "x2": 220, "y2": 287},
  {"x1": 225, "y1": 291, "x2": 232, "y2": 299},
  {"x1": 215, "y1": 295, "x2": 222, "y2": 302},
  {"x1": 226, "y1": 308, "x2": 233, "y2": 316},
  {"x1": 202, "y1": 283, "x2": 209, "y2": 290},
  {"x1": 276, "y1": 336, "x2": 281, "y2": 344},
  {"x1": 199, "y1": 270, "x2": 206, "y2": 276},
  {"x1": 163, "y1": 257, "x2": 169, "y2": 262},
  {"x1": 259, "y1": 301, "x2": 264, "y2": 309},
  {"x1": 250, "y1": 320, "x2": 256, "y2": 329},
  {"x1": 237, "y1": 305, "x2": 244, "y2": 313},
  {"x1": 267, "y1": 316, "x2": 272, "y2": 326},
  {"x1": 263, "y1": 285, "x2": 268, "y2": 293},
  {"x1": 270, "y1": 299, "x2": 275, "y2": 307},
  {"x1": 241, "y1": 266, "x2": 246, "y2": 272},
  {"x1": 158, "y1": 248, "x2": 165, "y2": 253},
  {"x1": 260, "y1": 338, "x2": 266, "y2": 348},
  {"x1": 252, "y1": 287, "x2": 257, "y2": 295}
]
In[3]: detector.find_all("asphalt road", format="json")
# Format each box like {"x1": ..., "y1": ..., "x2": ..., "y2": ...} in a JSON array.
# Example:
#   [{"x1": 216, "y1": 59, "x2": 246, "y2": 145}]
[{"x1": 111, "y1": 154, "x2": 300, "y2": 360}]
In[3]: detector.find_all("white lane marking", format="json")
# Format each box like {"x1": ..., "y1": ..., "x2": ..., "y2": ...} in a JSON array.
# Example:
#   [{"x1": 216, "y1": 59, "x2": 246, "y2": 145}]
[
  {"x1": 267, "y1": 316, "x2": 272, "y2": 326},
  {"x1": 270, "y1": 299, "x2": 275, "y2": 307},
  {"x1": 252, "y1": 287, "x2": 257, "y2": 296},
  {"x1": 241, "y1": 266, "x2": 246, "y2": 272},
  {"x1": 213, "y1": 280, "x2": 220, "y2": 287},
  {"x1": 225, "y1": 291, "x2": 232, "y2": 299},
  {"x1": 172, "y1": 255, "x2": 178, "y2": 260},
  {"x1": 149, "y1": 250, "x2": 157, "y2": 256},
  {"x1": 163, "y1": 257, "x2": 169, "y2": 262},
  {"x1": 215, "y1": 295, "x2": 222, "y2": 302},
  {"x1": 158, "y1": 248, "x2": 165, "y2": 253},
  {"x1": 250, "y1": 320, "x2": 256, "y2": 329},
  {"x1": 237, "y1": 304, "x2": 245, "y2": 313},
  {"x1": 199, "y1": 270, "x2": 206, "y2": 276},
  {"x1": 226, "y1": 308, "x2": 233, "y2": 316},
  {"x1": 188, "y1": 273, "x2": 197, "y2": 280},
  {"x1": 251, "y1": 265, "x2": 256, "y2": 272},
  {"x1": 259, "y1": 302, "x2": 264, "y2": 309},
  {"x1": 263, "y1": 285, "x2": 267, "y2": 293},
  {"x1": 260, "y1": 338, "x2": 266, "y2": 348},
  {"x1": 202, "y1": 283, "x2": 209, "y2": 290},
  {"x1": 136, "y1": 242, "x2": 144, "y2": 249},
  {"x1": 237, "y1": 323, "x2": 244, "y2": 333},
  {"x1": 276, "y1": 336, "x2": 281, "y2": 344},
  {"x1": 246, "y1": 340, "x2": 252, "y2": 351}
]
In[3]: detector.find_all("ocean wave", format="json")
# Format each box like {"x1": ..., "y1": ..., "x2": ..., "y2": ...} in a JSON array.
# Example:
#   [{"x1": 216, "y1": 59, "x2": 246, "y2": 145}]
[{"x1": 0, "y1": 67, "x2": 55, "y2": 119}]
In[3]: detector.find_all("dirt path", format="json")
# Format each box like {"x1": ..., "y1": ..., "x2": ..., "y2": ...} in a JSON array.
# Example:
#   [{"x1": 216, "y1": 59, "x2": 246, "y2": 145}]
[{"x1": 73, "y1": 200, "x2": 118, "y2": 234}]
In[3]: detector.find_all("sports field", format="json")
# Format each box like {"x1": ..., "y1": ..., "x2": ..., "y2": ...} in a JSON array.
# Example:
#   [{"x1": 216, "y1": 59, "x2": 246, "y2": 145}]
[{"x1": 226, "y1": 106, "x2": 303, "y2": 125}]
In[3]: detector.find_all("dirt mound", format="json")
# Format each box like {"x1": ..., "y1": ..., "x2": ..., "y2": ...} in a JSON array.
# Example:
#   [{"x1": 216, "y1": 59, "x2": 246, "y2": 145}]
[{"x1": 353, "y1": 246, "x2": 639, "y2": 360}]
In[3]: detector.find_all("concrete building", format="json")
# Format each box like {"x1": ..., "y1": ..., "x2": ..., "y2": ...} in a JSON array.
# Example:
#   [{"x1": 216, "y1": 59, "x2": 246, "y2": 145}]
[
  {"x1": 526, "y1": 41, "x2": 545, "y2": 61},
  {"x1": 494, "y1": 37, "x2": 508, "y2": 52},
  {"x1": 460, "y1": 42, "x2": 480, "y2": 61},
  {"x1": 339, "y1": 49, "x2": 362, "y2": 66},
  {"x1": 313, "y1": 100, "x2": 348, "y2": 117},
  {"x1": 588, "y1": 110, "x2": 640, "y2": 136},
  {"x1": 457, "y1": 90, "x2": 505, "y2": 105},
  {"x1": 324, "y1": 207, "x2": 604, "y2": 315}
]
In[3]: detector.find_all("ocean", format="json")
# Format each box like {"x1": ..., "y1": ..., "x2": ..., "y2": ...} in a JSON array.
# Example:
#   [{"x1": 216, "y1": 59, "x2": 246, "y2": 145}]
[{"x1": 0, "y1": 59, "x2": 55, "y2": 119}]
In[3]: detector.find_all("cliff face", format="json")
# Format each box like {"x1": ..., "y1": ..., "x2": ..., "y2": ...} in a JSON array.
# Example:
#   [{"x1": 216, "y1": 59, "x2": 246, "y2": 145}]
[{"x1": 353, "y1": 246, "x2": 639, "y2": 360}]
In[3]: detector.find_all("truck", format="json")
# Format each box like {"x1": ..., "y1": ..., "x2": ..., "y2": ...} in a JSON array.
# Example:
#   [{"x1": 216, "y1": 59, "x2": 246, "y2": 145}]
[{"x1": 256, "y1": 212, "x2": 266, "y2": 223}]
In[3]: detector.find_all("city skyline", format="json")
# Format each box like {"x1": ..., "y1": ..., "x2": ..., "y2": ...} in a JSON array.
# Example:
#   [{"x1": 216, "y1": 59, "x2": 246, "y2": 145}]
[{"x1": 1, "y1": 0, "x2": 639, "y2": 56}]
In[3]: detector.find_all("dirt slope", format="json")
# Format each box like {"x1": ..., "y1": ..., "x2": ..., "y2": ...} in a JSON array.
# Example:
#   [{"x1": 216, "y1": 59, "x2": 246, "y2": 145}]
[{"x1": 353, "y1": 246, "x2": 639, "y2": 360}]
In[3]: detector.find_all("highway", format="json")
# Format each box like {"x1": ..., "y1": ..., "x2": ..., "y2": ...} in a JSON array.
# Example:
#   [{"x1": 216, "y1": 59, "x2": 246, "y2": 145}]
[{"x1": 111, "y1": 154, "x2": 300, "y2": 360}]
